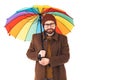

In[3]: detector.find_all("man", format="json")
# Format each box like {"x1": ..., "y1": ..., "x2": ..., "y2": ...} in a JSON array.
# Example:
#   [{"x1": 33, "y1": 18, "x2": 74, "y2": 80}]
[{"x1": 26, "y1": 14, "x2": 70, "y2": 80}]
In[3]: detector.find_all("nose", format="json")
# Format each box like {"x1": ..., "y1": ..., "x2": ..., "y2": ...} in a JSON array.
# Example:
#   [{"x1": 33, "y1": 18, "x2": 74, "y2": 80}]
[{"x1": 47, "y1": 25, "x2": 51, "y2": 28}]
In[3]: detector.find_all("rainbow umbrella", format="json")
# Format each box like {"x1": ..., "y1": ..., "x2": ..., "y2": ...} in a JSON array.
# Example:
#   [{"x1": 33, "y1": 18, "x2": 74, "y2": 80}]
[{"x1": 5, "y1": 5, "x2": 74, "y2": 41}]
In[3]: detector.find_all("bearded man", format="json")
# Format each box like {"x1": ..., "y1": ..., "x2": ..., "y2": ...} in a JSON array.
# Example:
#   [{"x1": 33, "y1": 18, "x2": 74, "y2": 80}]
[{"x1": 26, "y1": 14, "x2": 70, "y2": 80}]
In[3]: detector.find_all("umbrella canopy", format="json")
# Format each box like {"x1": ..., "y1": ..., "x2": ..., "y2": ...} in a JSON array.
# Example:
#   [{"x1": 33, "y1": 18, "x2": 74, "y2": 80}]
[{"x1": 5, "y1": 5, "x2": 74, "y2": 41}]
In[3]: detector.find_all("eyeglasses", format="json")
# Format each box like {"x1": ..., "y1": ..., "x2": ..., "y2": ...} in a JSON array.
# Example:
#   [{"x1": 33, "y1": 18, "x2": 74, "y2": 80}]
[{"x1": 44, "y1": 23, "x2": 55, "y2": 27}]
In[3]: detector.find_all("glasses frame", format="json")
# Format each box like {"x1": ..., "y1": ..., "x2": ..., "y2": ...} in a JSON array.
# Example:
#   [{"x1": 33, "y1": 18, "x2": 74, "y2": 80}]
[{"x1": 44, "y1": 23, "x2": 56, "y2": 28}]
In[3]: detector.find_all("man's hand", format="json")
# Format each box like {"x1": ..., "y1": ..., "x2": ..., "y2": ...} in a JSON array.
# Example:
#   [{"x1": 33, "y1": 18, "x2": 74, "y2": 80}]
[
  {"x1": 38, "y1": 50, "x2": 46, "y2": 57},
  {"x1": 39, "y1": 58, "x2": 50, "y2": 66}
]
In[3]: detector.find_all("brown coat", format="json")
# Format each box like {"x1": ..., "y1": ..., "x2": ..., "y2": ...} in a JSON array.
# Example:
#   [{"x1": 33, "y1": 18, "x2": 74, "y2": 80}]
[{"x1": 26, "y1": 32, "x2": 70, "y2": 80}]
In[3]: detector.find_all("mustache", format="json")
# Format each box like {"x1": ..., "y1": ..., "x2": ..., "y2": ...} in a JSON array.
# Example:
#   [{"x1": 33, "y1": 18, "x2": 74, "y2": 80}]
[{"x1": 46, "y1": 28, "x2": 54, "y2": 30}]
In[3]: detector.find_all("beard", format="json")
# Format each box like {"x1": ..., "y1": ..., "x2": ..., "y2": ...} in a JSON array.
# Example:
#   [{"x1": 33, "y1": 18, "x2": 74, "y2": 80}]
[{"x1": 45, "y1": 28, "x2": 55, "y2": 34}]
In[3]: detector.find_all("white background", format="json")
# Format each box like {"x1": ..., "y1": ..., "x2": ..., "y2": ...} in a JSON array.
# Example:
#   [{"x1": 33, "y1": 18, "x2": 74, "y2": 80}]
[{"x1": 0, "y1": 0, "x2": 120, "y2": 80}]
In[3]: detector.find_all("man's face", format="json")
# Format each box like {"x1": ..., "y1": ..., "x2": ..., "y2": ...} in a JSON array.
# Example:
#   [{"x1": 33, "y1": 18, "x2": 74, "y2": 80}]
[{"x1": 44, "y1": 20, "x2": 56, "y2": 34}]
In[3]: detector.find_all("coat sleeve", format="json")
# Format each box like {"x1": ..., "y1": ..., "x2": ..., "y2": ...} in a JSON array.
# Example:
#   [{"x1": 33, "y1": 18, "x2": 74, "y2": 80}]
[
  {"x1": 26, "y1": 34, "x2": 39, "y2": 61},
  {"x1": 49, "y1": 36, "x2": 70, "y2": 67}
]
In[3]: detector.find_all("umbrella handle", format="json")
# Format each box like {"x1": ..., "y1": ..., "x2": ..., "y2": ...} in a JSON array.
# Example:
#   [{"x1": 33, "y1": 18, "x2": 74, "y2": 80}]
[
  {"x1": 38, "y1": 49, "x2": 45, "y2": 61},
  {"x1": 38, "y1": 54, "x2": 42, "y2": 60},
  {"x1": 38, "y1": 53, "x2": 45, "y2": 61},
  {"x1": 38, "y1": 13, "x2": 45, "y2": 61}
]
